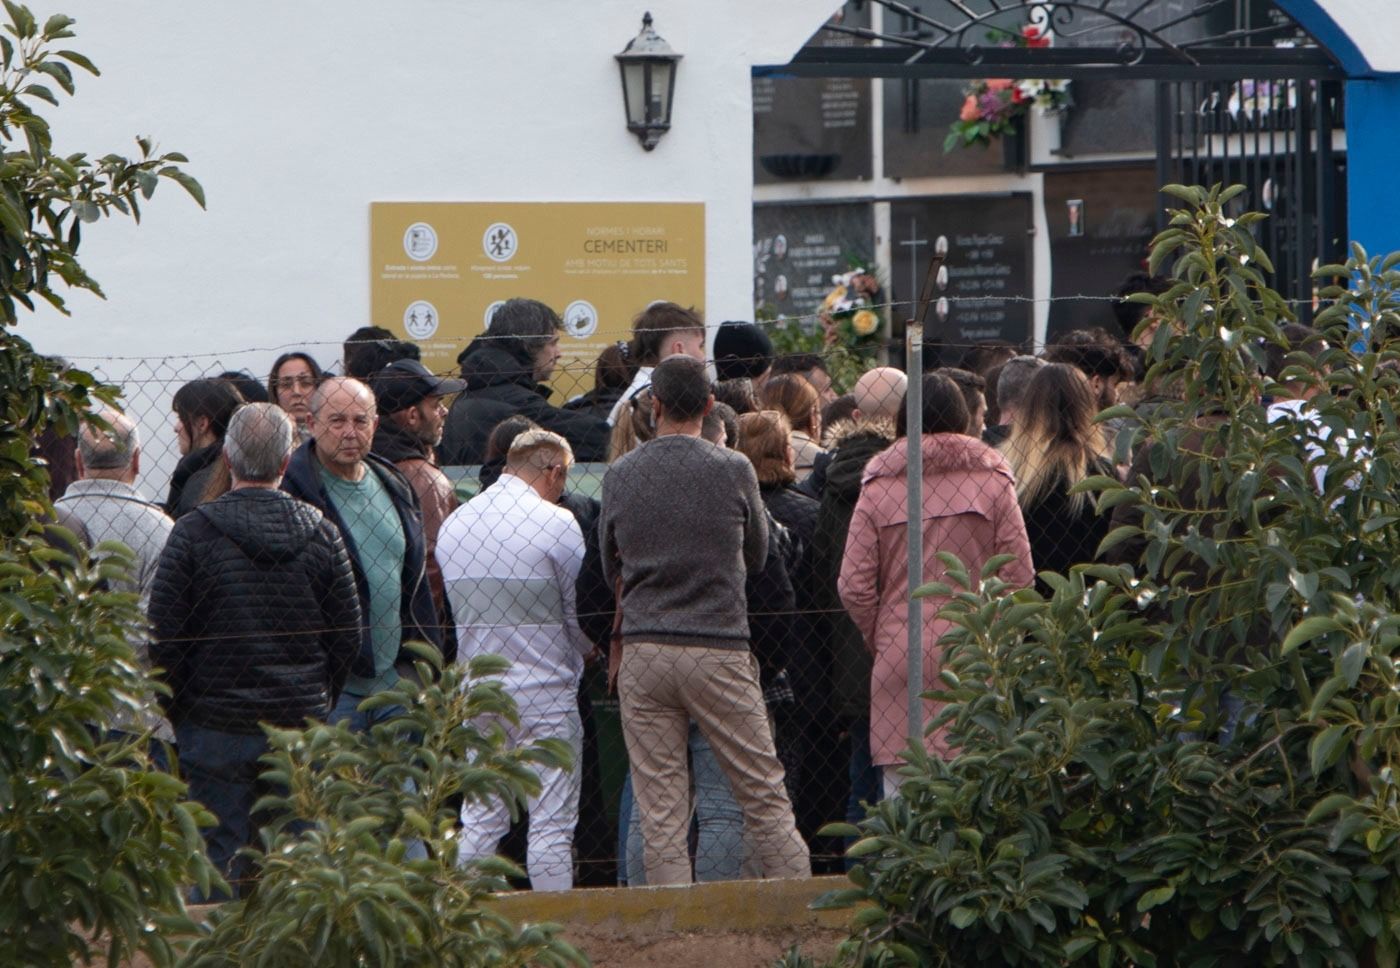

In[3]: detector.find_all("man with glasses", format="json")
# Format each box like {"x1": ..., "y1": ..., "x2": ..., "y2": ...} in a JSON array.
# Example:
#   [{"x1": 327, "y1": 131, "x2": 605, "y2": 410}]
[
  {"x1": 282, "y1": 377, "x2": 446, "y2": 729},
  {"x1": 436, "y1": 428, "x2": 589, "y2": 890}
]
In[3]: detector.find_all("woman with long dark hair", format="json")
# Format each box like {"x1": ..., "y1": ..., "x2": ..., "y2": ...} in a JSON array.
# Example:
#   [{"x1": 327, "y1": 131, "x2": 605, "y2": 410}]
[
  {"x1": 1003, "y1": 363, "x2": 1118, "y2": 587},
  {"x1": 267, "y1": 351, "x2": 322, "y2": 439},
  {"x1": 165, "y1": 378, "x2": 243, "y2": 518}
]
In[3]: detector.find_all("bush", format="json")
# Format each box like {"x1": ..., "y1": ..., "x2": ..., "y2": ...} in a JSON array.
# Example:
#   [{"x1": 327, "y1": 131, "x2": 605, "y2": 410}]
[
  {"x1": 0, "y1": 6, "x2": 213, "y2": 964},
  {"x1": 179, "y1": 647, "x2": 588, "y2": 968},
  {"x1": 810, "y1": 185, "x2": 1400, "y2": 967}
]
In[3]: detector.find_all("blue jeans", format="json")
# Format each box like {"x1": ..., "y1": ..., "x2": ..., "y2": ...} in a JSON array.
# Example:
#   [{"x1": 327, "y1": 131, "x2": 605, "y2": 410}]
[
  {"x1": 845, "y1": 717, "x2": 881, "y2": 869},
  {"x1": 328, "y1": 691, "x2": 425, "y2": 859},
  {"x1": 328, "y1": 691, "x2": 404, "y2": 732},
  {"x1": 619, "y1": 722, "x2": 748, "y2": 885},
  {"x1": 175, "y1": 722, "x2": 272, "y2": 902}
]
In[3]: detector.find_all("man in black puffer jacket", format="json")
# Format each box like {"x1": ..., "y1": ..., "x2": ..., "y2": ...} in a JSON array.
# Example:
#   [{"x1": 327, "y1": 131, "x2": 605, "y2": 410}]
[
  {"x1": 438, "y1": 298, "x2": 610, "y2": 465},
  {"x1": 150, "y1": 403, "x2": 362, "y2": 899}
]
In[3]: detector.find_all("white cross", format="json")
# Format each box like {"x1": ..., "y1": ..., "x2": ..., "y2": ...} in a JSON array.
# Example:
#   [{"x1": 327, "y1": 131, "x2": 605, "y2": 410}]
[{"x1": 897, "y1": 216, "x2": 929, "y2": 320}]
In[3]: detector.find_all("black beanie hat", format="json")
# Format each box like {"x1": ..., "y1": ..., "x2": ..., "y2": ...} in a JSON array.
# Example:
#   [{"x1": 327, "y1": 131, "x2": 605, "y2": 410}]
[{"x1": 713, "y1": 320, "x2": 774, "y2": 382}]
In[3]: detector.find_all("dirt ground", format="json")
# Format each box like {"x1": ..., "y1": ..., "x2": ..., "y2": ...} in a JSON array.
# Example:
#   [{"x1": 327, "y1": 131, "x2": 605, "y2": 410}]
[
  {"x1": 567, "y1": 926, "x2": 846, "y2": 968},
  {"x1": 105, "y1": 929, "x2": 846, "y2": 968}
]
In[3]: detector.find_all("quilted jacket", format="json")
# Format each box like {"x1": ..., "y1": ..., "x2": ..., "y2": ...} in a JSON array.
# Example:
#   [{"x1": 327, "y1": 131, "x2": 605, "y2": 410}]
[{"x1": 149, "y1": 488, "x2": 362, "y2": 733}]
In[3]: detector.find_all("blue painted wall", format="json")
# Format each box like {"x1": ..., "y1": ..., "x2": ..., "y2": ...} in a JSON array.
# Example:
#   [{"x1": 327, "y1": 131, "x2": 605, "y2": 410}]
[
  {"x1": 1345, "y1": 78, "x2": 1400, "y2": 262},
  {"x1": 1278, "y1": 1, "x2": 1400, "y2": 260}
]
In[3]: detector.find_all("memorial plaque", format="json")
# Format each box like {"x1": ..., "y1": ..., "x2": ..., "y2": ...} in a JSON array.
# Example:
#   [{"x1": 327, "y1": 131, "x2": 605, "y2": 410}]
[
  {"x1": 1044, "y1": 166, "x2": 1158, "y2": 341},
  {"x1": 889, "y1": 195, "x2": 1034, "y2": 367},
  {"x1": 753, "y1": 202, "x2": 875, "y2": 325},
  {"x1": 882, "y1": 78, "x2": 1009, "y2": 180},
  {"x1": 753, "y1": 2, "x2": 872, "y2": 183}
]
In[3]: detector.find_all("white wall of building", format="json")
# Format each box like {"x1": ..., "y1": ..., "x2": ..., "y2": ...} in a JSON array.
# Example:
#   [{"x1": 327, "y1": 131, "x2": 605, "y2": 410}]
[{"x1": 15, "y1": 0, "x2": 840, "y2": 492}]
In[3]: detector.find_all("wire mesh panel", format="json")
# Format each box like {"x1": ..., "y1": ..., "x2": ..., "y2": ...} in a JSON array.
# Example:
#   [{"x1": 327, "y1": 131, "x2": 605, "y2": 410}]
[{"x1": 37, "y1": 311, "x2": 1206, "y2": 890}]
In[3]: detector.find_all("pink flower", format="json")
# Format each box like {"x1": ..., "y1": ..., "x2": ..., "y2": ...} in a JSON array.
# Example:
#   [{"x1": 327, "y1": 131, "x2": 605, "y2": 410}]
[
  {"x1": 959, "y1": 95, "x2": 979, "y2": 121},
  {"x1": 986, "y1": 78, "x2": 1013, "y2": 92}
]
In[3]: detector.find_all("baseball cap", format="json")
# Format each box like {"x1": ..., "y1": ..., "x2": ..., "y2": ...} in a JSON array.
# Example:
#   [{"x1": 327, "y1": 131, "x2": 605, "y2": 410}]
[{"x1": 371, "y1": 359, "x2": 467, "y2": 414}]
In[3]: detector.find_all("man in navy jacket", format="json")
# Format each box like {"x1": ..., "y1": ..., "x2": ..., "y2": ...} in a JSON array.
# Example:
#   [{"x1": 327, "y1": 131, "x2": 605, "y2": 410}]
[{"x1": 282, "y1": 377, "x2": 447, "y2": 730}]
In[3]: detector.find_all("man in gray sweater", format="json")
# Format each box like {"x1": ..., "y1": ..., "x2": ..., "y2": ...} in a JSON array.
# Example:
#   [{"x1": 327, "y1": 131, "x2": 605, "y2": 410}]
[{"x1": 600, "y1": 355, "x2": 809, "y2": 885}]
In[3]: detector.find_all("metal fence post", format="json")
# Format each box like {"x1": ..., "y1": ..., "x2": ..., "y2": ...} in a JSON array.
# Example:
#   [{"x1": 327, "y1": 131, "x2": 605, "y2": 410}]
[{"x1": 905, "y1": 323, "x2": 923, "y2": 748}]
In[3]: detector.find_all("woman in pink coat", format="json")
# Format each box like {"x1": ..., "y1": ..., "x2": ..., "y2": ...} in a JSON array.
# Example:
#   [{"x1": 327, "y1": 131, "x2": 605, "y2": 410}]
[{"x1": 838, "y1": 372, "x2": 1033, "y2": 798}]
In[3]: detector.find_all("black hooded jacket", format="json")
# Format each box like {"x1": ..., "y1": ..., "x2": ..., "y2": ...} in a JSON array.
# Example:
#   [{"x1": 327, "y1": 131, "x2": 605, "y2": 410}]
[
  {"x1": 149, "y1": 488, "x2": 362, "y2": 733},
  {"x1": 438, "y1": 335, "x2": 610, "y2": 465},
  {"x1": 281, "y1": 439, "x2": 449, "y2": 671},
  {"x1": 165, "y1": 442, "x2": 221, "y2": 519},
  {"x1": 814, "y1": 419, "x2": 896, "y2": 720}
]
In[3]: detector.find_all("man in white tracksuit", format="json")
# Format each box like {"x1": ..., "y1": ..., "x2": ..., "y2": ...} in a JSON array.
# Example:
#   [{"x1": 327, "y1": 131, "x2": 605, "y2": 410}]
[{"x1": 435, "y1": 427, "x2": 588, "y2": 891}]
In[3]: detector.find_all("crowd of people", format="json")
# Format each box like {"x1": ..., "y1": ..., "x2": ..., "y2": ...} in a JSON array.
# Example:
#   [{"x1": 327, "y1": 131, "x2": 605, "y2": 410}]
[{"x1": 45, "y1": 272, "x2": 1327, "y2": 898}]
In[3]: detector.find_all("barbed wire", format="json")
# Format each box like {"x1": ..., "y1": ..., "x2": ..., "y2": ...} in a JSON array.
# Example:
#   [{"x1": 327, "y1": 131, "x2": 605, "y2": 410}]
[{"x1": 54, "y1": 292, "x2": 1335, "y2": 365}]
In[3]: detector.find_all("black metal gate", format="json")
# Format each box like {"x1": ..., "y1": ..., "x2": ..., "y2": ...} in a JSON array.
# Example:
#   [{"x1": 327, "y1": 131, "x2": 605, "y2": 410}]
[{"x1": 1156, "y1": 76, "x2": 1345, "y2": 323}]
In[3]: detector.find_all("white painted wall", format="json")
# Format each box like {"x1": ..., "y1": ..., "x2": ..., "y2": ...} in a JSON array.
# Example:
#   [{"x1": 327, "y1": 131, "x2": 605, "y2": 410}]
[
  {"x1": 15, "y1": 0, "x2": 841, "y2": 493},
  {"x1": 1307, "y1": 0, "x2": 1400, "y2": 72}
]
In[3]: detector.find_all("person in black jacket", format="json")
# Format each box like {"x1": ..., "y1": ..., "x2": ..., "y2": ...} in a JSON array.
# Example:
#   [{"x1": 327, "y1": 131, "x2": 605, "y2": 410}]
[
  {"x1": 735, "y1": 410, "x2": 842, "y2": 865},
  {"x1": 1002, "y1": 363, "x2": 1117, "y2": 593},
  {"x1": 281, "y1": 377, "x2": 446, "y2": 731},
  {"x1": 439, "y1": 298, "x2": 611, "y2": 465},
  {"x1": 149, "y1": 403, "x2": 361, "y2": 899}
]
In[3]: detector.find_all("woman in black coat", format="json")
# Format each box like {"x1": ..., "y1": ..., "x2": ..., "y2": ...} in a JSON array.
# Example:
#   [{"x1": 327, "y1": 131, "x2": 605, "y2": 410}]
[
  {"x1": 1002, "y1": 363, "x2": 1119, "y2": 591},
  {"x1": 736, "y1": 409, "x2": 841, "y2": 857}
]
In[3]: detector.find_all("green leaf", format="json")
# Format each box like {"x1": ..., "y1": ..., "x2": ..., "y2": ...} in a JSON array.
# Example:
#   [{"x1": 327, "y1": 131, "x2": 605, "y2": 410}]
[
  {"x1": 949, "y1": 906, "x2": 978, "y2": 929},
  {"x1": 53, "y1": 48, "x2": 97, "y2": 75},
  {"x1": 1137, "y1": 885, "x2": 1176, "y2": 912},
  {"x1": 1309, "y1": 724, "x2": 1351, "y2": 775},
  {"x1": 1282, "y1": 615, "x2": 1343, "y2": 655},
  {"x1": 1339, "y1": 641, "x2": 1367, "y2": 687},
  {"x1": 159, "y1": 166, "x2": 205, "y2": 209},
  {"x1": 1305, "y1": 793, "x2": 1355, "y2": 824}
]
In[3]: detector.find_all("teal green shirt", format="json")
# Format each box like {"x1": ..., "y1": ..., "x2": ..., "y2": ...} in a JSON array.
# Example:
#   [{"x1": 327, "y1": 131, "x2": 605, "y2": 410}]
[{"x1": 321, "y1": 465, "x2": 406, "y2": 696}]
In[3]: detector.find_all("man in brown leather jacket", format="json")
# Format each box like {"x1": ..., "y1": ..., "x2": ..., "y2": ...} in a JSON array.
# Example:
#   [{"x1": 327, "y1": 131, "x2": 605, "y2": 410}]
[{"x1": 370, "y1": 359, "x2": 466, "y2": 625}]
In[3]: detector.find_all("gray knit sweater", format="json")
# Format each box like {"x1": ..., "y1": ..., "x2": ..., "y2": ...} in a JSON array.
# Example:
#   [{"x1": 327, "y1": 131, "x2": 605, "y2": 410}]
[{"x1": 599, "y1": 433, "x2": 768, "y2": 649}]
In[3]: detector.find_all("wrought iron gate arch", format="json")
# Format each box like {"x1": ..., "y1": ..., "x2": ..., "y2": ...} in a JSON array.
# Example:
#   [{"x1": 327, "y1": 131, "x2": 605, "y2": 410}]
[{"x1": 757, "y1": 0, "x2": 1347, "y2": 323}]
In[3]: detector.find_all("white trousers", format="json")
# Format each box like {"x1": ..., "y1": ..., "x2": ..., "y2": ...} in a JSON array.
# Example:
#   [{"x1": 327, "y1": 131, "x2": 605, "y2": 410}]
[{"x1": 457, "y1": 702, "x2": 583, "y2": 892}]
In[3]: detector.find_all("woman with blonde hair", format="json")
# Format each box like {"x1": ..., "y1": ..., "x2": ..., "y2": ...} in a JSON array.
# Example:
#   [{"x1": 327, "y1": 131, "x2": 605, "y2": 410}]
[
  {"x1": 758, "y1": 373, "x2": 823, "y2": 482},
  {"x1": 1003, "y1": 362, "x2": 1118, "y2": 587}
]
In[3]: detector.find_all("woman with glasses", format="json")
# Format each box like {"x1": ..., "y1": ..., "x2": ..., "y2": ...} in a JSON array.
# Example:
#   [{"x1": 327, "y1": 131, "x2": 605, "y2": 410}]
[{"x1": 267, "y1": 351, "x2": 322, "y2": 439}]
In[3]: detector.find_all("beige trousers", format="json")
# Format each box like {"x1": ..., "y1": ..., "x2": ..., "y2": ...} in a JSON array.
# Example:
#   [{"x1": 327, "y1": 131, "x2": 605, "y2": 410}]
[{"x1": 618, "y1": 642, "x2": 811, "y2": 885}]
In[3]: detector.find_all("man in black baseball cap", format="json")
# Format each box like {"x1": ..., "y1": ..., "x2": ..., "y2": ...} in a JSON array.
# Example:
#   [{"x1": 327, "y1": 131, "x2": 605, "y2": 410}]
[{"x1": 369, "y1": 359, "x2": 467, "y2": 627}]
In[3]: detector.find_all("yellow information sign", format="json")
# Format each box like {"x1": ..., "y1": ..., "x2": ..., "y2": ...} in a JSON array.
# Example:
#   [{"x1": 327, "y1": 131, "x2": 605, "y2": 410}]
[{"x1": 370, "y1": 202, "x2": 705, "y2": 398}]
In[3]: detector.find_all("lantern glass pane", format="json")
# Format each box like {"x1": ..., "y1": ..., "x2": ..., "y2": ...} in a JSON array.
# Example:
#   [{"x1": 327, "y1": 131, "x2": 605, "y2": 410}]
[
  {"x1": 622, "y1": 61, "x2": 646, "y2": 126},
  {"x1": 651, "y1": 61, "x2": 674, "y2": 123}
]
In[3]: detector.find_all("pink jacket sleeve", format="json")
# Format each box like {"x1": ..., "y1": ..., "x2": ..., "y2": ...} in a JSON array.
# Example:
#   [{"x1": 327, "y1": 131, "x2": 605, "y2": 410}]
[
  {"x1": 992, "y1": 474, "x2": 1035, "y2": 590},
  {"x1": 838, "y1": 486, "x2": 882, "y2": 655}
]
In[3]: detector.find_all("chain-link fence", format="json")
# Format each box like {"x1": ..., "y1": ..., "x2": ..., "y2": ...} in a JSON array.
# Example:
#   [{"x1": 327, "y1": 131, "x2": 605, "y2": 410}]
[{"x1": 41, "y1": 313, "x2": 1160, "y2": 893}]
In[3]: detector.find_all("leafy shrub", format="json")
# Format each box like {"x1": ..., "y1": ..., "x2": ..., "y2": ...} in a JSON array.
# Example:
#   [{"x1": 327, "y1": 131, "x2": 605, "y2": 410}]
[
  {"x1": 808, "y1": 185, "x2": 1400, "y2": 967},
  {"x1": 0, "y1": 6, "x2": 213, "y2": 965},
  {"x1": 0, "y1": 534, "x2": 221, "y2": 966},
  {"x1": 179, "y1": 647, "x2": 588, "y2": 968}
]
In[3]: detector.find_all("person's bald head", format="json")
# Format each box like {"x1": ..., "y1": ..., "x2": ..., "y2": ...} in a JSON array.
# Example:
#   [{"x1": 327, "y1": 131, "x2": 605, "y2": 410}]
[
  {"x1": 852, "y1": 367, "x2": 908, "y2": 422},
  {"x1": 309, "y1": 377, "x2": 378, "y2": 480},
  {"x1": 75, "y1": 407, "x2": 140, "y2": 483}
]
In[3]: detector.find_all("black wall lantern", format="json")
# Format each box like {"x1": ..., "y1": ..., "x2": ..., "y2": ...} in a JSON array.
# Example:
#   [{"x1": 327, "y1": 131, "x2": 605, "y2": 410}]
[{"x1": 616, "y1": 12, "x2": 682, "y2": 151}]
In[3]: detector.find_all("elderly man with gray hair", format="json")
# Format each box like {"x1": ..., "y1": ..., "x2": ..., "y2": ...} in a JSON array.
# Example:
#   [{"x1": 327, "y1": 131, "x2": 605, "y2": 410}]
[
  {"x1": 150, "y1": 402, "x2": 362, "y2": 900},
  {"x1": 56, "y1": 407, "x2": 177, "y2": 758},
  {"x1": 436, "y1": 427, "x2": 589, "y2": 890}
]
